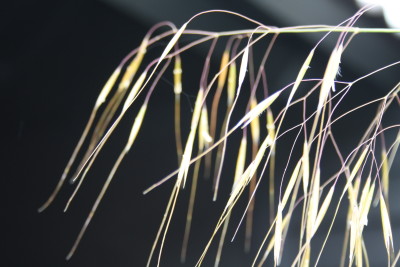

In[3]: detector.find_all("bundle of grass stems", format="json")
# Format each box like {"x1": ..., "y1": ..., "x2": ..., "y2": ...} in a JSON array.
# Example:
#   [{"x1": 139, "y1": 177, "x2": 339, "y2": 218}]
[{"x1": 40, "y1": 5, "x2": 399, "y2": 267}]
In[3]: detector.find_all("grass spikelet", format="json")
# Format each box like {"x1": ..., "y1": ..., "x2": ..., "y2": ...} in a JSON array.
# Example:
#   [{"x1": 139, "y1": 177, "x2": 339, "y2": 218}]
[
  {"x1": 318, "y1": 44, "x2": 343, "y2": 112},
  {"x1": 349, "y1": 202, "x2": 359, "y2": 262},
  {"x1": 214, "y1": 135, "x2": 247, "y2": 267},
  {"x1": 199, "y1": 105, "x2": 212, "y2": 148},
  {"x1": 235, "y1": 136, "x2": 248, "y2": 184},
  {"x1": 348, "y1": 146, "x2": 369, "y2": 185},
  {"x1": 125, "y1": 104, "x2": 147, "y2": 151},
  {"x1": 237, "y1": 45, "x2": 249, "y2": 96},
  {"x1": 359, "y1": 177, "x2": 372, "y2": 227},
  {"x1": 119, "y1": 39, "x2": 148, "y2": 91},
  {"x1": 123, "y1": 71, "x2": 147, "y2": 111},
  {"x1": 241, "y1": 90, "x2": 281, "y2": 128},
  {"x1": 158, "y1": 22, "x2": 187, "y2": 65},
  {"x1": 267, "y1": 109, "x2": 276, "y2": 223},
  {"x1": 227, "y1": 60, "x2": 237, "y2": 107},
  {"x1": 246, "y1": 98, "x2": 260, "y2": 251},
  {"x1": 302, "y1": 141, "x2": 310, "y2": 194},
  {"x1": 281, "y1": 159, "x2": 302, "y2": 209},
  {"x1": 226, "y1": 134, "x2": 272, "y2": 212},
  {"x1": 314, "y1": 185, "x2": 334, "y2": 235},
  {"x1": 96, "y1": 67, "x2": 123, "y2": 108},
  {"x1": 288, "y1": 48, "x2": 315, "y2": 105},
  {"x1": 177, "y1": 88, "x2": 204, "y2": 188},
  {"x1": 173, "y1": 56, "x2": 183, "y2": 95},
  {"x1": 307, "y1": 167, "x2": 320, "y2": 240},
  {"x1": 274, "y1": 202, "x2": 283, "y2": 266},
  {"x1": 381, "y1": 149, "x2": 389, "y2": 201},
  {"x1": 174, "y1": 56, "x2": 183, "y2": 163},
  {"x1": 218, "y1": 50, "x2": 230, "y2": 90},
  {"x1": 250, "y1": 98, "x2": 261, "y2": 144},
  {"x1": 380, "y1": 193, "x2": 394, "y2": 257}
]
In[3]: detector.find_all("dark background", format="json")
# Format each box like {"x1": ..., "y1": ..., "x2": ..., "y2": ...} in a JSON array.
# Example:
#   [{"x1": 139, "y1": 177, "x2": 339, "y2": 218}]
[{"x1": 4, "y1": 0, "x2": 399, "y2": 266}]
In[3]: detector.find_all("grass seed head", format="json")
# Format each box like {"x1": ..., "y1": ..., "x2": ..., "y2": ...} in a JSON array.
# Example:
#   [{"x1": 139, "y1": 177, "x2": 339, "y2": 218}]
[
  {"x1": 123, "y1": 71, "x2": 147, "y2": 111},
  {"x1": 95, "y1": 67, "x2": 121, "y2": 108},
  {"x1": 241, "y1": 90, "x2": 281, "y2": 128},
  {"x1": 173, "y1": 56, "x2": 183, "y2": 94},
  {"x1": 380, "y1": 193, "x2": 394, "y2": 255},
  {"x1": 318, "y1": 44, "x2": 343, "y2": 111},
  {"x1": 288, "y1": 48, "x2": 315, "y2": 105},
  {"x1": 218, "y1": 50, "x2": 230, "y2": 90},
  {"x1": 125, "y1": 104, "x2": 147, "y2": 151}
]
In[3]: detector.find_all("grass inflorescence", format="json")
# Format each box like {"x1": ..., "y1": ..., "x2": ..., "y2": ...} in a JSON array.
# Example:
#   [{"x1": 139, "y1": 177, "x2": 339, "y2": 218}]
[{"x1": 40, "y1": 6, "x2": 399, "y2": 267}]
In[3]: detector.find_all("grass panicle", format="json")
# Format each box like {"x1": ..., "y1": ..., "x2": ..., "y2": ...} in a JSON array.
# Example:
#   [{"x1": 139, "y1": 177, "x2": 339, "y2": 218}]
[{"x1": 42, "y1": 7, "x2": 400, "y2": 267}]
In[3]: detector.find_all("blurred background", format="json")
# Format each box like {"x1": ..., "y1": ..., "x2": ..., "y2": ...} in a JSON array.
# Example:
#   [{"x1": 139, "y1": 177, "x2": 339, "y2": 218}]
[{"x1": 4, "y1": 0, "x2": 399, "y2": 266}]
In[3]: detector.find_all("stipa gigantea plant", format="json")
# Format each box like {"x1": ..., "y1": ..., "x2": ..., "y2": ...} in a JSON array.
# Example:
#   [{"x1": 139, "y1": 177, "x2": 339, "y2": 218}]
[{"x1": 40, "y1": 6, "x2": 400, "y2": 267}]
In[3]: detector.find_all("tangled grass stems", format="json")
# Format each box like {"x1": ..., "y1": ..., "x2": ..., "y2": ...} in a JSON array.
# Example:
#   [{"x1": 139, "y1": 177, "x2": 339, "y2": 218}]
[{"x1": 40, "y1": 6, "x2": 400, "y2": 267}]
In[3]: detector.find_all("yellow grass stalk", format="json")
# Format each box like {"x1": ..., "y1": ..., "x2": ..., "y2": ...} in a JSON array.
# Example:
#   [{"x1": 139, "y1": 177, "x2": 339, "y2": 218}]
[
  {"x1": 274, "y1": 202, "x2": 283, "y2": 266},
  {"x1": 241, "y1": 90, "x2": 282, "y2": 128},
  {"x1": 318, "y1": 44, "x2": 343, "y2": 112},
  {"x1": 123, "y1": 71, "x2": 147, "y2": 111},
  {"x1": 381, "y1": 149, "x2": 389, "y2": 201},
  {"x1": 380, "y1": 193, "x2": 394, "y2": 257}
]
